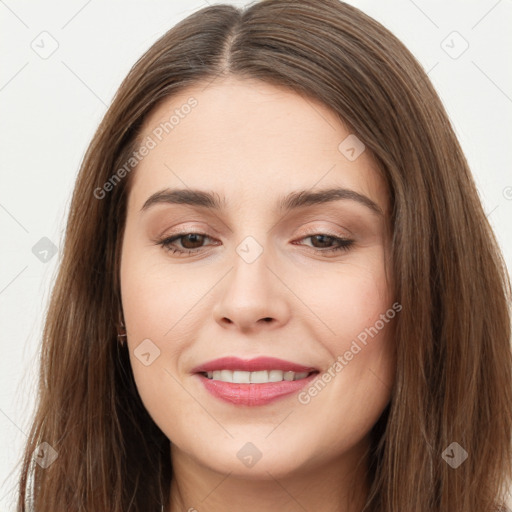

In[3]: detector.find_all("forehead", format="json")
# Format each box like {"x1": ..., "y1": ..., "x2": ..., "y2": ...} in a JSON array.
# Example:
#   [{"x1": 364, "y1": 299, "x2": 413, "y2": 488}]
[{"x1": 127, "y1": 77, "x2": 388, "y2": 216}]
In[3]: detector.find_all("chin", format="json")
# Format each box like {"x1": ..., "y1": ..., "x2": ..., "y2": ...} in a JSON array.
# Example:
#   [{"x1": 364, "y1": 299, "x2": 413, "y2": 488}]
[{"x1": 174, "y1": 432, "x2": 314, "y2": 478}]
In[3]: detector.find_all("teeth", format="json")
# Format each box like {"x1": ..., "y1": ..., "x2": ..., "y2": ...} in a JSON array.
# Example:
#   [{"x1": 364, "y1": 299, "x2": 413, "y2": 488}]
[
  {"x1": 283, "y1": 371, "x2": 294, "y2": 381},
  {"x1": 249, "y1": 370, "x2": 268, "y2": 384},
  {"x1": 268, "y1": 370, "x2": 283, "y2": 382},
  {"x1": 220, "y1": 370, "x2": 233, "y2": 382},
  {"x1": 206, "y1": 370, "x2": 310, "y2": 383}
]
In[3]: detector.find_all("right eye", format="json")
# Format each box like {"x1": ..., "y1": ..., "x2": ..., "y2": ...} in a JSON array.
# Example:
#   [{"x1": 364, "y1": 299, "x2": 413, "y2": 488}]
[{"x1": 156, "y1": 232, "x2": 219, "y2": 256}]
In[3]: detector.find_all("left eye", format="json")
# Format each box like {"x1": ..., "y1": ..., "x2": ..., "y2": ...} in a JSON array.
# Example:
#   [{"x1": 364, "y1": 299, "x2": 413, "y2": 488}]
[
  {"x1": 156, "y1": 232, "x2": 354, "y2": 256},
  {"x1": 297, "y1": 234, "x2": 354, "y2": 254}
]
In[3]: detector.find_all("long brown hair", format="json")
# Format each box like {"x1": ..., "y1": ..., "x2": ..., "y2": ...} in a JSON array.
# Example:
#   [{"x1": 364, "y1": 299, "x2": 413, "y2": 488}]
[{"x1": 16, "y1": 1, "x2": 512, "y2": 510}]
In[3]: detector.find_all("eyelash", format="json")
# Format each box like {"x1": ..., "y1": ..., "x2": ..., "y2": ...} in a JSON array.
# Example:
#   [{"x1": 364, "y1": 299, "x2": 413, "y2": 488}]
[{"x1": 156, "y1": 231, "x2": 354, "y2": 257}]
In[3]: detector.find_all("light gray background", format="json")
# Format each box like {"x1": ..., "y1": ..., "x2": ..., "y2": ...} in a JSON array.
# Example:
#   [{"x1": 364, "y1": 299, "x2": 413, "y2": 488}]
[{"x1": 1, "y1": 0, "x2": 511, "y2": 509}]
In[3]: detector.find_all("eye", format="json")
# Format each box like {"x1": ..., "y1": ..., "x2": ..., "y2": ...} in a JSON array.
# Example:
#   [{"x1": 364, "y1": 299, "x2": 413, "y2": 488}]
[
  {"x1": 295, "y1": 233, "x2": 354, "y2": 255},
  {"x1": 157, "y1": 232, "x2": 217, "y2": 256}
]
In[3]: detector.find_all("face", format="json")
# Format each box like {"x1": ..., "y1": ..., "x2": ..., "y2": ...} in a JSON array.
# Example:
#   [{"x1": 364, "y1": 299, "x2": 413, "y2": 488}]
[{"x1": 119, "y1": 76, "x2": 396, "y2": 481}]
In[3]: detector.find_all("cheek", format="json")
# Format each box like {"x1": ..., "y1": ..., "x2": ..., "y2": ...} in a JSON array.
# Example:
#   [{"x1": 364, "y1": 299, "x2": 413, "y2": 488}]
[
  {"x1": 296, "y1": 249, "x2": 396, "y2": 409},
  {"x1": 120, "y1": 238, "x2": 189, "y2": 341},
  {"x1": 119, "y1": 246, "x2": 205, "y2": 420},
  {"x1": 294, "y1": 281, "x2": 396, "y2": 458},
  {"x1": 120, "y1": 250, "x2": 197, "y2": 438},
  {"x1": 300, "y1": 250, "x2": 393, "y2": 351}
]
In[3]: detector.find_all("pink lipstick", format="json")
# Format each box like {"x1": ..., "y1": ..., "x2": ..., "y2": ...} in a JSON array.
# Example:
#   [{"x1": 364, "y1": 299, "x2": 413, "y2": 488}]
[{"x1": 191, "y1": 356, "x2": 319, "y2": 406}]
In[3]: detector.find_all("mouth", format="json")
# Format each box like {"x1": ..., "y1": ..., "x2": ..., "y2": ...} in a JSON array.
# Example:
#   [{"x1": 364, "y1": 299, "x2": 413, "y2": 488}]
[
  {"x1": 199, "y1": 369, "x2": 318, "y2": 383},
  {"x1": 191, "y1": 357, "x2": 320, "y2": 406}
]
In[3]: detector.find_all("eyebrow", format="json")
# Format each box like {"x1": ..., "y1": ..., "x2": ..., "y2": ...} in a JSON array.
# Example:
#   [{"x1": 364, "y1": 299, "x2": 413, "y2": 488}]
[{"x1": 140, "y1": 187, "x2": 383, "y2": 217}]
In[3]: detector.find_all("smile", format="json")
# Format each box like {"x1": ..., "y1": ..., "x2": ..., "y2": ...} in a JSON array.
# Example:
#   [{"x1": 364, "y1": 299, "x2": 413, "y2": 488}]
[
  {"x1": 202, "y1": 369, "x2": 314, "y2": 383},
  {"x1": 191, "y1": 357, "x2": 320, "y2": 406}
]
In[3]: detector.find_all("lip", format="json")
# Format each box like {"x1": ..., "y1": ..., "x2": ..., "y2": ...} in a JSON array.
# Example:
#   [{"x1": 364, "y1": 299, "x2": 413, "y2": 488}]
[
  {"x1": 191, "y1": 356, "x2": 317, "y2": 374},
  {"x1": 195, "y1": 372, "x2": 319, "y2": 406},
  {"x1": 191, "y1": 356, "x2": 319, "y2": 406}
]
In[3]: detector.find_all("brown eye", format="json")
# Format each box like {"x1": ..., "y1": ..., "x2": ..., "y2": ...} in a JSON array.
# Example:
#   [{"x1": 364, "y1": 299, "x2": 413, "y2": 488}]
[
  {"x1": 157, "y1": 232, "x2": 217, "y2": 256},
  {"x1": 295, "y1": 233, "x2": 354, "y2": 255},
  {"x1": 178, "y1": 233, "x2": 207, "y2": 249},
  {"x1": 309, "y1": 234, "x2": 336, "y2": 249}
]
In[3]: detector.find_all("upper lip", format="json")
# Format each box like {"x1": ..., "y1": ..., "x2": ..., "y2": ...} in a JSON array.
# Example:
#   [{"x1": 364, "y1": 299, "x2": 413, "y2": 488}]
[{"x1": 191, "y1": 356, "x2": 318, "y2": 374}]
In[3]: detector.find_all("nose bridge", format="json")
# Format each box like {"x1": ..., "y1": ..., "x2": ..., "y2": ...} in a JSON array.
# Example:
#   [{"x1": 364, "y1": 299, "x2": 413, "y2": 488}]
[
  {"x1": 229, "y1": 233, "x2": 275, "y2": 304},
  {"x1": 213, "y1": 232, "x2": 290, "y2": 329}
]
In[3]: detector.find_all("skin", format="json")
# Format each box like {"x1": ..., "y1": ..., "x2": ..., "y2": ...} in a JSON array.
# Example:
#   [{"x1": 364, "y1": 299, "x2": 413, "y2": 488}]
[{"x1": 119, "y1": 76, "x2": 397, "y2": 512}]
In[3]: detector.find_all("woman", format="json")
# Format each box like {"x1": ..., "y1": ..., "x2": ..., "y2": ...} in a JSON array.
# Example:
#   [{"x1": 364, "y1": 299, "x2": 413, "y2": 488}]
[{"x1": 16, "y1": 0, "x2": 512, "y2": 510}]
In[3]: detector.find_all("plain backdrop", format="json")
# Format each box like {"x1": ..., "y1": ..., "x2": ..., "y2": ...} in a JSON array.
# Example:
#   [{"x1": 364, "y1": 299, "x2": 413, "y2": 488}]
[{"x1": 1, "y1": 0, "x2": 511, "y2": 509}]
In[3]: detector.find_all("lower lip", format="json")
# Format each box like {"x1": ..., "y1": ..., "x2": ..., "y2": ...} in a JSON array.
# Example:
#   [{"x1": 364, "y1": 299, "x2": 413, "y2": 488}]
[{"x1": 195, "y1": 372, "x2": 319, "y2": 406}]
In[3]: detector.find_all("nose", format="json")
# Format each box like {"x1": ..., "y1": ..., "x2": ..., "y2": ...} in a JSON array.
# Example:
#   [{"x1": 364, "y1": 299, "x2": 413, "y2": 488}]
[{"x1": 212, "y1": 245, "x2": 291, "y2": 334}]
